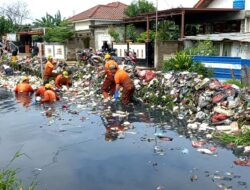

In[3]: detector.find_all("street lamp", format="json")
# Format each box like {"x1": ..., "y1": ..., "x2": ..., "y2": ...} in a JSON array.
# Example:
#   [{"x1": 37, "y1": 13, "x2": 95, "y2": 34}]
[{"x1": 154, "y1": 0, "x2": 158, "y2": 68}]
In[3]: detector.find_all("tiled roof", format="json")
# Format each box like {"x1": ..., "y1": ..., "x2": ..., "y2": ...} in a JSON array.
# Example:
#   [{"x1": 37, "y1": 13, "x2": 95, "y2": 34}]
[{"x1": 69, "y1": 2, "x2": 127, "y2": 22}]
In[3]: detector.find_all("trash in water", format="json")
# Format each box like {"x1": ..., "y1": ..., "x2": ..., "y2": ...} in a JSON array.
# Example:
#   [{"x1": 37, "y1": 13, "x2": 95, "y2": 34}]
[{"x1": 181, "y1": 148, "x2": 189, "y2": 154}]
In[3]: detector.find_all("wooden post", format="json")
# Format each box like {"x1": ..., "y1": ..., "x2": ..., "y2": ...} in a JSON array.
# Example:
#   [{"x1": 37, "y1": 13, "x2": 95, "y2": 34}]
[
  {"x1": 230, "y1": 68, "x2": 236, "y2": 80},
  {"x1": 181, "y1": 10, "x2": 185, "y2": 39},
  {"x1": 147, "y1": 15, "x2": 150, "y2": 42}
]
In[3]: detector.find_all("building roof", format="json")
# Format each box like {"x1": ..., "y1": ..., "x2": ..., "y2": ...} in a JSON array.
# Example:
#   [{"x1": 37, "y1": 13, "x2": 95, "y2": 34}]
[
  {"x1": 194, "y1": 0, "x2": 214, "y2": 8},
  {"x1": 183, "y1": 32, "x2": 250, "y2": 42},
  {"x1": 69, "y1": 2, "x2": 127, "y2": 22},
  {"x1": 124, "y1": 8, "x2": 240, "y2": 23}
]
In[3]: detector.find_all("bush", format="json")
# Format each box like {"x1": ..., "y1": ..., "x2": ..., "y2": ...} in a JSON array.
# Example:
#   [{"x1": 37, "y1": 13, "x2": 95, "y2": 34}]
[
  {"x1": 224, "y1": 79, "x2": 245, "y2": 89},
  {"x1": 0, "y1": 151, "x2": 36, "y2": 190},
  {"x1": 162, "y1": 51, "x2": 213, "y2": 77}
]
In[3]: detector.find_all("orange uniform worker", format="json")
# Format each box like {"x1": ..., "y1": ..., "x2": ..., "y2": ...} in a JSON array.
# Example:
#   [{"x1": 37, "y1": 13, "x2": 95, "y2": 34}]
[
  {"x1": 43, "y1": 56, "x2": 56, "y2": 81},
  {"x1": 35, "y1": 85, "x2": 46, "y2": 97},
  {"x1": 102, "y1": 54, "x2": 119, "y2": 100},
  {"x1": 109, "y1": 64, "x2": 135, "y2": 104},
  {"x1": 55, "y1": 71, "x2": 72, "y2": 88},
  {"x1": 41, "y1": 84, "x2": 59, "y2": 103},
  {"x1": 14, "y1": 76, "x2": 34, "y2": 94}
]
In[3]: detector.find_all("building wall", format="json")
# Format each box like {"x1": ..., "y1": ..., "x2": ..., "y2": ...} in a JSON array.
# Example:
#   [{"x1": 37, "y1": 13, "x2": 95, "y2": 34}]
[
  {"x1": 94, "y1": 28, "x2": 112, "y2": 50},
  {"x1": 207, "y1": 0, "x2": 233, "y2": 8},
  {"x1": 74, "y1": 21, "x2": 91, "y2": 31},
  {"x1": 241, "y1": 42, "x2": 250, "y2": 59},
  {"x1": 231, "y1": 42, "x2": 241, "y2": 57},
  {"x1": 207, "y1": 0, "x2": 250, "y2": 9},
  {"x1": 157, "y1": 41, "x2": 183, "y2": 68}
]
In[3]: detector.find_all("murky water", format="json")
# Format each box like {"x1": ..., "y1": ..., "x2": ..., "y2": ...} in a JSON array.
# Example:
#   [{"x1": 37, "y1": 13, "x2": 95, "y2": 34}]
[{"x1": 0, "y1": 88, "x2": 249, "y2": 190}]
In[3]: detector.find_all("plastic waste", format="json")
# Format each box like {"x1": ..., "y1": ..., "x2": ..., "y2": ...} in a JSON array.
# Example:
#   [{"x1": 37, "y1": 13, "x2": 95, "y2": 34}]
[
  {"x1": 181, "y1": 148, "x2": 189, "y2": 154},
  {"x1": 197, "y1": 148, "x2": 214, "y2": 155},
  {"x1": 214, "y1": 106, "x2": 234, "y2": 117},
  {"x1": 234, "y1": 160, "x2": 250, "y2": 166},
  {"x1": 114, "y1": 90, "x2": 119, "y2": 101}
]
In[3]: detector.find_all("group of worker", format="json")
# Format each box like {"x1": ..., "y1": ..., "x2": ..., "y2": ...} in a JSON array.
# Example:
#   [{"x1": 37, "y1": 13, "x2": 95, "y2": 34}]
[
  {"x1": 14, "y1": 53, "x2": 134, "y2": 105},
  {"x1": 14, "y1": 56, "x2": 72, "y2": 104}
]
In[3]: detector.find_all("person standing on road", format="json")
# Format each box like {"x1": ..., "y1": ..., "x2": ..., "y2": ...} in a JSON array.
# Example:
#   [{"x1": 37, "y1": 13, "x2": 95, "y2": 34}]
[{"x1": 102, "y1": 54, "x2": 119, "y2": 101}]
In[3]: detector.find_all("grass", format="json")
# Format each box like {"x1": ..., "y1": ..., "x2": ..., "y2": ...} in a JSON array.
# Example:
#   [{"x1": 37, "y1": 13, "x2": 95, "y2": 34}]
[
  {"x1": 213, "y1": 130, "x2": 250, "y2": 146},
  {"x1": 224, "y1": 79, "x2": 246, "y2": 89},
  {"x1": 0, "y1": 151, "x2": 37, "y2": 190}
]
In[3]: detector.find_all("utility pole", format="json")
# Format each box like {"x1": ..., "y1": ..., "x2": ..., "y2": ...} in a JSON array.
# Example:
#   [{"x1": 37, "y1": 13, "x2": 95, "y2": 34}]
[{"x1": 154, "y1": 0, "x2": 158, "y2": 68}]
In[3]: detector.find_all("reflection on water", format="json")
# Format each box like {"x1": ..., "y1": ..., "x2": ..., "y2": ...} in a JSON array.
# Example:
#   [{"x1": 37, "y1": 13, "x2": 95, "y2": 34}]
[
  {"x1": 0, "y1": 88, "x2": 16, "y2": 113},
  {"x1": 0, "y1": 88, "x2": 249, "y2": 190}
]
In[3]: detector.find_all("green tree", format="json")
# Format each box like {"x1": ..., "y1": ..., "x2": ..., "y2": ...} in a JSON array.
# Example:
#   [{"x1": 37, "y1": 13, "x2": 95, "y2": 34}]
[
  {"x1": 33, "y1": 11, "x2": 63, "y2": 27},
  {"x1": 126, "y1": 24, "x2": 138, "y2": 42},
  {"x1": 136, "y1": 31, "x2": 155, "y2": 42},
  {"x1": 157, "y1": 20, "x2": 179, "y2": 40},
  {"x1": 33, "y1": 11, "x2": 74, "y2": 43},
  {"x1": 108, "y1": 25, "x2": 120, "y2": 42},
  {"x1": 0, "y1": 1, "x2": 30, "y2": 27},
  {"x1": 0, "y1": 16, "x2": 16, "y2": 36},
  {"x1": 185, "y1": 40, "x2": 217, "y2": 56},
  {"x1": 125, "y1": 0, "x2": 156, "y2": 17}
]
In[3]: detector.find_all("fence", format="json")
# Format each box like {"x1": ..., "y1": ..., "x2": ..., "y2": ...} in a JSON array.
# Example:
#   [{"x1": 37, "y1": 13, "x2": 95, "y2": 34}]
[{"x1": 193, "y1": 56, "x2": 250, "y2": 87}]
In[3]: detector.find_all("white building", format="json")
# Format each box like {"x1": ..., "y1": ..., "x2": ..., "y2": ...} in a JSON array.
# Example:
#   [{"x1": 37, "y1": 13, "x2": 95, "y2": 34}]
[
  {"x1": 69, "y1": 2, "x2": 127, "y2": 50},
  {"x1": 183, "y1": 0, "x2": 250, "y2": 58}
]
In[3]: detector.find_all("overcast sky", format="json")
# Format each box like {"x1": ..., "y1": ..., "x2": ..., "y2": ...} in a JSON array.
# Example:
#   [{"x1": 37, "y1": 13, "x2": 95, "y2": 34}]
[{"x1": 0, "y1": 0, "x2": 198, "y2": 23}]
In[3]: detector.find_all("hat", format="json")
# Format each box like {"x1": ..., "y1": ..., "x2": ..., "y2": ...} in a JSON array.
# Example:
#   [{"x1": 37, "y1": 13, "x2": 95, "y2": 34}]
[
  {"x1": 22, "y1": 76, "x2": 29, "y2": 82},
  {"x1": 109, "y1": 64, "x2": 117, "y2": 70},
  {"x1": 45, "y1": 83, "x2": 52, "y2": 89},
  {"x1": 48, "y1": 55, "x2": 53, "y2": 60},
  {"x1": 105, "y1": 54, "x2": 111, "y2": 59},
  {"x1": 63, "y1": 71, "x2": 69, "y2": 78}
]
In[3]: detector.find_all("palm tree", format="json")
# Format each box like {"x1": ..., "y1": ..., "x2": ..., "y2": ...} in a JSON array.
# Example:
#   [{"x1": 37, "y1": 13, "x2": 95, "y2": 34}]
[{"x1": 33, "y1": 11, "x2": 63, "y2": 27}]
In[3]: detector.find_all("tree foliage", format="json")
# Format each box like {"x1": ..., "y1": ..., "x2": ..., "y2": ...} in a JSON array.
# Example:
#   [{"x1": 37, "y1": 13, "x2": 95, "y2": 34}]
[
  {"x1": 157, "y1": 20, "x2": 179, "y2": 41},
  {"x1": 108, "y1": 25, "x2": 121, "y2": 42},
  {"x1": 136, "y1": 31, "x2": 155, "y2": 42},
  {"x1": 184, "y1": 40, "x2": 218, "y2": 56},
  {"x1": 0, "y1": 1, "x2": 30, "y2": 26},
  {"x1": 0, "y1": 16, "x2": 17, "y2": 36},
  {"x1": 33, "y1": 11, "x2": 64, "y2": 28},
  {"x1": 33, "y1": 11, "x2": 74, "y2": 43},
  {"x1": 44, "y1": 25, "x2": 74, "y2": 43},
  {"x1": 126, "y1": 24, "x2": 138, "y2": 42},
  {"x1": 125, "y1": 0, "x2": 156, "y2": 17},
  {"x1": 162, "y1": 51, "x2": 213, "y2": 77}
]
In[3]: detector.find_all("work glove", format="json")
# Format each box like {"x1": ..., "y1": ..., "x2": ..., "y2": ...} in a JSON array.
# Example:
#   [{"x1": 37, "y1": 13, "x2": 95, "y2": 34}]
[{"x1": 114, "y1": 90, "x2": 119, "y2": 101}]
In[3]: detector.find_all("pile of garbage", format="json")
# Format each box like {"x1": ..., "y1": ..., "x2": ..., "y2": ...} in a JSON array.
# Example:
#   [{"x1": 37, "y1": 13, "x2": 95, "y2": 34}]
[
  {"x1": 1, "y1": 58, "x2": 250, "y2": 147},
  {"x1": 135, "y1": 71, "x2": 250, "y2": 132}
]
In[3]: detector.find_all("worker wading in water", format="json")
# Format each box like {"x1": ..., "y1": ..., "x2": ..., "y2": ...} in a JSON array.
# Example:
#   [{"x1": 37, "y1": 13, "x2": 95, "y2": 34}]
[
  {"x1": 102, "y1": 54, "x2": 119, "y2": 101},
  {"x1": 43, "y1": 56, "x2": 56, "y2": 81},
  {"x1": 14, "y1": 76, "x2": 34, "y2": 94},
  {"x1": 55, "y1": 71, "x2": 72, "y2": 89},
  {"x1": 109, "y1": 64, "x2": 135, "y2": 104},
  {"x1": 41, "y1": 84, "x2": 59, "y2": 103}
]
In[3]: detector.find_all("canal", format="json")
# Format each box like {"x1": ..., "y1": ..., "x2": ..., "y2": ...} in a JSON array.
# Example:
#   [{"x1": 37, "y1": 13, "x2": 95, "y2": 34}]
[{"x1": 0, "y1": 88, "x2": 249, "y2": 190}]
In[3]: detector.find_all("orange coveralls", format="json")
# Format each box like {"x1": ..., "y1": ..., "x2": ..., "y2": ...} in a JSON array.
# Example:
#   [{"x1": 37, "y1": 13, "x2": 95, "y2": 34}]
[
  {"x1": 102, "y1": 60, "x2": 119, "y2": 99},
  {"x1": 55, "y1": 74, "x2": 72, "y2": 88},
  {"x1": 41, "y1": 90, "x2": 58, "y2": 103},
  {"x1": 35, "y1": 86, "x2": 46, "y2": 97},
  {"x1": 43, "y1": 61, "x2": 54, "y2": 80},
  {"x1": 114, "y1": 69, "x2": 135, "y2": 104},
  {"x1": 15, "y1": 82, "x2": 34, "y2": 94}
]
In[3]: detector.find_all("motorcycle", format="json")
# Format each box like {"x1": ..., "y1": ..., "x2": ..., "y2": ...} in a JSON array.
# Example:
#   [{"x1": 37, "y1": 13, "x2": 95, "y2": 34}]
[{"x1": 122, "y1": 50, "x2": 137, "y2": 66}]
